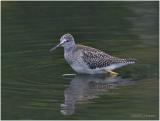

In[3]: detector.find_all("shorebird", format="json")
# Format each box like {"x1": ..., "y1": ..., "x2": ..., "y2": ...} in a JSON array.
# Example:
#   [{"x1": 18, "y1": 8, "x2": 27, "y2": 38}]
[{"x1": 50, "y1": 33, "x2": 136, "y2": 76}]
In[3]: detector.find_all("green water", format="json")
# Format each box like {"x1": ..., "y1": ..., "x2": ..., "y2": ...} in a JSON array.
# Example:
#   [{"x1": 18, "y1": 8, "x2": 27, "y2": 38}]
[{"x1": 2, "y1": 1, "x2": 159, "y2": 120}]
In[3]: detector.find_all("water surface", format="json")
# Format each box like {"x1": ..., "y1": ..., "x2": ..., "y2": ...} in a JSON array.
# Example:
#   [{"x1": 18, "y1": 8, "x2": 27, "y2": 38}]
[{"x1": 2, "y1": 1, "x2": 159, "y2": 120}]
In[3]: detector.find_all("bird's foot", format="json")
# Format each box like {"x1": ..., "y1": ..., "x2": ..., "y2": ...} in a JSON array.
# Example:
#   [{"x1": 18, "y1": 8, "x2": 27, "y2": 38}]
[{"x1": 106, "y1": 70, "x2": 119, "y2": 76}]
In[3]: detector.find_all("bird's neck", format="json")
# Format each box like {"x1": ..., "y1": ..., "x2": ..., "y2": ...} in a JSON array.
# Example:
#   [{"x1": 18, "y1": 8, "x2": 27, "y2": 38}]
[{"x1": 64, "y1": 45, "x2": 76, "y2": 53}]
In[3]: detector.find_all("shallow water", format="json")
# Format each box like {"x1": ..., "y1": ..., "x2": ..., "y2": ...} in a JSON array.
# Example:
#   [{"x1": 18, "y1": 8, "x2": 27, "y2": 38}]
[{"x1": 2, "y1": 1, "x2": 159, "y2": 120}]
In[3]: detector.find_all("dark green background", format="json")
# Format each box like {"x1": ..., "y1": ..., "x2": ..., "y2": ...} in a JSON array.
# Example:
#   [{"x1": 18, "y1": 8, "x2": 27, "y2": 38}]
[{"x1": 2, "y1": 1, "x2": 159, "y2": 120}]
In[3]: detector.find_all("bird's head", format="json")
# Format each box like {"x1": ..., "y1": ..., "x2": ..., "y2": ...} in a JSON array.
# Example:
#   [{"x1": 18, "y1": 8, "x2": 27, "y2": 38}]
[{"x1": 50, "y1": 33, "x2": 75, "y2": 52}]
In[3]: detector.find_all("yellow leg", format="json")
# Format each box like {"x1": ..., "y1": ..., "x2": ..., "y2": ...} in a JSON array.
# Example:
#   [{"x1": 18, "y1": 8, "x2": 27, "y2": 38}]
[{"x1": 107, "y1": 70, "x2": 119, "y2": 76}]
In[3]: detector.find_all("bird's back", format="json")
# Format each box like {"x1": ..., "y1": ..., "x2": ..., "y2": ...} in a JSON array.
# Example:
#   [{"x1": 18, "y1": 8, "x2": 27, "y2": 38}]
[{"x1": 76, "y1": 44, "x2": 136, "y2": 70}]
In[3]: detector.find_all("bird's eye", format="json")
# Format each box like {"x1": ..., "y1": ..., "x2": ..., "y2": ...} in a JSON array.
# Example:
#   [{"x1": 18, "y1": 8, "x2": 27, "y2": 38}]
[{"x1": 66, "y1": 40, "x2": 69, "y2": 42}]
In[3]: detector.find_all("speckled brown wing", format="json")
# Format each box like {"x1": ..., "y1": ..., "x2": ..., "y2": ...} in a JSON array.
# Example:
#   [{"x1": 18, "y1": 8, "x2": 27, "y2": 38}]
[{"x1": 81, "y1": 45, "x2": 136, "y2": 69}]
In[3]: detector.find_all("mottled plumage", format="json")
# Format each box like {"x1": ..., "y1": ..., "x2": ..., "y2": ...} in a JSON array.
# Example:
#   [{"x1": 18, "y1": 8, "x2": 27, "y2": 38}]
[
  {"x1": 81, "y1": 45, "x2": 135, "y2": 69},
  {"x1": 50, "y1": 33, "x2": 136, "y2": 75}
]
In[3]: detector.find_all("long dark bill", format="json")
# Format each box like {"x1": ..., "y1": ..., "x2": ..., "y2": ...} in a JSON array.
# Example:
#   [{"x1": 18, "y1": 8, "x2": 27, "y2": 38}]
[{"x1": 49, "y1": 43, "x2": 62, "y2": 52}]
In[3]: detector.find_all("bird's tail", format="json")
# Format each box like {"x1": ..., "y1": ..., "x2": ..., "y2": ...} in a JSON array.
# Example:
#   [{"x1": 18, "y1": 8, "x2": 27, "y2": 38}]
[
  {"x1": 123, "y1": 58, "x2": 136, "y2": 64},
  {"x1": 109, "y1": 58, "x2": 136, "y2": 70}
]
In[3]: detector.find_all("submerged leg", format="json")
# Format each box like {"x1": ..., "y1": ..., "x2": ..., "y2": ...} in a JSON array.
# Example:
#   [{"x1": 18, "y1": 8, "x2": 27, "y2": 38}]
[
  {"x1": 62, "y1": 73, "x2": 77, "y2": 76},
  {"x1": 106, "y1": 70, "x2": 119, "y2": 76}
]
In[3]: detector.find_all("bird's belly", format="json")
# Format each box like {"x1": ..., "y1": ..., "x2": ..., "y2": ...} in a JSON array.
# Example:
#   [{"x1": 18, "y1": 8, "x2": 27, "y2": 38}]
[
  {"x1": 70, "y1": 63, "x2": 105, "y2": 74},
  {"x1": 70, "y1": 63, "x2": 128, "y2": 74},
  {"x1": 70, "y1": 63, "x2": 88, "y2": 74}
]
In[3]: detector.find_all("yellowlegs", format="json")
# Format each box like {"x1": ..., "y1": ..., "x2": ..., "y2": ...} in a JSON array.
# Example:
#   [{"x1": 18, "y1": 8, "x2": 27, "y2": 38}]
[{"x1": 50, "y1": 33, "x2": 136, "y2": 76}]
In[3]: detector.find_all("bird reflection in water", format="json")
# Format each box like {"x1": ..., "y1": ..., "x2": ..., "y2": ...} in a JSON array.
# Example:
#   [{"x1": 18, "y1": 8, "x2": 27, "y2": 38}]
[{"x1": 60, "y1": 74, "x2": 134, "y2": 115}]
